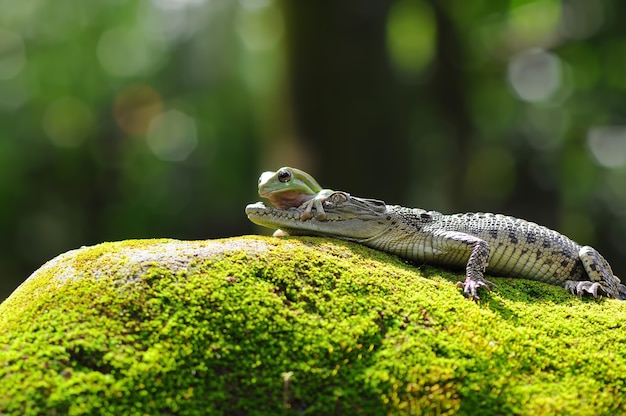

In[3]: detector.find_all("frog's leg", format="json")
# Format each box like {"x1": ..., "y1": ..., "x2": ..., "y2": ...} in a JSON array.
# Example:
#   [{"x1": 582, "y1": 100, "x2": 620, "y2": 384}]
[{"x1": 299, "y1": 189, "x2": 334, "y2": 220}]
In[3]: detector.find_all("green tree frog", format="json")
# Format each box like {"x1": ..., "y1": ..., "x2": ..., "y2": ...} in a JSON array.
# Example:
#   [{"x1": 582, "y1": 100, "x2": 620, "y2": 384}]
[{"x1": 257, "y1": 167, "x2": 334, "y2": 220}]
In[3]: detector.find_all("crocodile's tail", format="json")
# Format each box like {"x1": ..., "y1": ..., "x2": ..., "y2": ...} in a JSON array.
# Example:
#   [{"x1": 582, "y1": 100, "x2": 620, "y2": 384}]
[
  {"x1": 617, "y1": 278, "x2": 626, "y2": 301},
  {"x1": 618, "y1": 285, "x2": 626, "y2": 300}
]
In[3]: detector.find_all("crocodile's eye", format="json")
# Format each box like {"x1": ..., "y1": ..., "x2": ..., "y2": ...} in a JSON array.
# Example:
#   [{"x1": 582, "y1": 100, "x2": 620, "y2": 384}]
[
  {"x1": 277, "y1": 168, "x2": 292, "y2": 183},
  {"x1": 328, "y1": 192, "x2": 349, "y2": 203}
]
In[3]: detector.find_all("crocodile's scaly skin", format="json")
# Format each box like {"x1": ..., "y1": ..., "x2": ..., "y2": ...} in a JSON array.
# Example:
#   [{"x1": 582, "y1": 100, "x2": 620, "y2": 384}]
[
  {"x1": 373, "y1": 207, "x2": 624, "y2": 298},
  {"x1": 246, "y1": 192, "x2": 626, "y2": 300}
]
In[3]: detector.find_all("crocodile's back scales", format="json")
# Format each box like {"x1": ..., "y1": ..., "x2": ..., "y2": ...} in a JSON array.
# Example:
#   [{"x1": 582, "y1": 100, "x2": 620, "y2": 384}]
[{"x1": 369, "y1": 208, "x2": 584, "y2": 285}]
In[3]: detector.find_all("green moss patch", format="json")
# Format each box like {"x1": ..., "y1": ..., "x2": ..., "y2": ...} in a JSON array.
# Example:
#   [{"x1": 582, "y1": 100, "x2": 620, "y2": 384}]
[{"x1": 1, "y1": 236, "x2": 626, "y2": 415}]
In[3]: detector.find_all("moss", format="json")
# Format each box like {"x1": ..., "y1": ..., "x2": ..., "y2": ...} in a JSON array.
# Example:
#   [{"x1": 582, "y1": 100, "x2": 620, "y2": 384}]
[{"x1": 1, "y1": 236, "x2": 626, "y2": 415}]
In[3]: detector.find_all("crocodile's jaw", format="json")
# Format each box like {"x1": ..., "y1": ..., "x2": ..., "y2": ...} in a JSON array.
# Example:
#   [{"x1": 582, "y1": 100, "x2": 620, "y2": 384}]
[{"x1": 245, "y1": 201, "x2": 389, "y2": 241}]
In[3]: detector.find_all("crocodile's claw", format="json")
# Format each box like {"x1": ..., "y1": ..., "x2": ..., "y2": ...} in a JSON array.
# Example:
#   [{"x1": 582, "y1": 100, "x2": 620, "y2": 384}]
[
  {"x1": 457, "y1": 278, "x2": 496, "y2": 300},
  {"x1": 564, "y1": 280, "x2": 607, "y2": 299}
]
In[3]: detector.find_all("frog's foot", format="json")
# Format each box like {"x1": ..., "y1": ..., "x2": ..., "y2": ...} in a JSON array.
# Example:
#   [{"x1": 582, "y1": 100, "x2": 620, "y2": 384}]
[
  {"x1": 299, "y1": 190, "x2": 334, "y2": 221},
  {"x1": 456, "y1": 277, "x2": 495, "y2": 301},
  {"x1": 564, "y1": 280, "x2": 608, "y2": 298},
  {"x1": 299, "y1": 199, "x2": 317, "y2": 221}
]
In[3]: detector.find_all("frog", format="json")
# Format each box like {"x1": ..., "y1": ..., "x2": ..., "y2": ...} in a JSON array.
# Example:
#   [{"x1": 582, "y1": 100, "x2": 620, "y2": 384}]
[{"x1": 257, "y1": 166, "x2": 334, "y2": 220}]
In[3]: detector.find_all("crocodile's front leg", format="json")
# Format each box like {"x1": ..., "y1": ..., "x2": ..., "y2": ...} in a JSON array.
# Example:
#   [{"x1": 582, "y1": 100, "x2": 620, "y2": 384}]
[
  {"x1": 564, "y1": 246, "x2": 626, "y2": 299},
  {"x1": 433, "y1": 231, "x2": 495, "y2": 300}
]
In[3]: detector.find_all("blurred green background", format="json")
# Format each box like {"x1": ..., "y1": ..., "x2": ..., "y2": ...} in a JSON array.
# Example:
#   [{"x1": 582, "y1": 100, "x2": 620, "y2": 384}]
[{"x1": 1, "y1": 0, "x2": 625, "y2": 301}]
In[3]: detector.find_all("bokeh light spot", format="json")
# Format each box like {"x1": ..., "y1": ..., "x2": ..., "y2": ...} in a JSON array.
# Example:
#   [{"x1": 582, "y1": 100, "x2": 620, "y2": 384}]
[
  {"x1": 146, "y1": 110, "x2": 198, "y2": 162},
  {"x1": 97, "y1": 27, "x2": 160, "y2": 77},
  {"x1": 507, "y1": 0, "x2": 561, "y2": 46},
  {"x1": 236, "y1": 0, "x2": 284, "y2": 52},
  {"x1": 113, "y1": 85, "x2": 163, "y2": 136},
  {"x1": 507, "y1": 49, "x2": 562, "y2": 102},
  {"x1": 43, "y1": 97, "x2": 95, "y2": 148},
  {"x1": 143, "y1": 0, "x2": 206, "y2": 44},
  {"x1": 0, "y1": 28, "x2": 26, "y2": 80},
  {"x1": 152, "y1": 0, "x2": 205, "y2": 10},
  {"x1": 386, "y1": 0, "x2": 435, "y2": 77},
  {"x1": 587, "y1": 126, "x2": 626, "y2": 168}
]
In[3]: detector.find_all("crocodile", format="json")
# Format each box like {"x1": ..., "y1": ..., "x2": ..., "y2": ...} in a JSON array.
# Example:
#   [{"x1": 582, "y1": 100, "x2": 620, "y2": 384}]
[{"x1": 246, "y1": 191, "x2": 626, "y2": 300}]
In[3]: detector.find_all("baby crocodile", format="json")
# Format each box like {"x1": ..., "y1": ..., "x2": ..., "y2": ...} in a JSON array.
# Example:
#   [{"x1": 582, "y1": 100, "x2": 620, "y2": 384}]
[{"x1": 246, "y1": 191, "x2": 626, "y2": 300}]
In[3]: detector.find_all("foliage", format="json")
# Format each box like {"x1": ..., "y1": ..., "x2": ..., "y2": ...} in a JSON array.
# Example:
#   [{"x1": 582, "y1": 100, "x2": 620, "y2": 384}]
[{"x1": 1, "y1": 0, "x2": 626, "y2": 301}]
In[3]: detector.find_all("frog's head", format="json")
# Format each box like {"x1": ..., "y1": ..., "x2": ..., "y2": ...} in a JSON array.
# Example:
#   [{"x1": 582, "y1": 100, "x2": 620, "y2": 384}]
[{"x1": 257, "y1": 167, "x2": 323, "y2": 209}]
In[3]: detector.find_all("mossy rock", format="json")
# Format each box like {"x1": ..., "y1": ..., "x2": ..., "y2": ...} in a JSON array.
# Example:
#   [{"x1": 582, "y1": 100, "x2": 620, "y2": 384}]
[{"x1": 1, "y1": 236, "x2": 626, "y2": 415}]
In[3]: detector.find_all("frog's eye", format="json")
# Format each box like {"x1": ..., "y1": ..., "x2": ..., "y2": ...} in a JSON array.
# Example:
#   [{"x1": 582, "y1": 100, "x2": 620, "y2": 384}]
[{"x1": 277, "y1": 168, "x2": 292, "y2": 183}]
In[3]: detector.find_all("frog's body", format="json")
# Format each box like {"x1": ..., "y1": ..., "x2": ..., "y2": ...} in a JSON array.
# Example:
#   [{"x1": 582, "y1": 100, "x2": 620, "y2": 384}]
[{"x1": 257, "y1": 167, "x2": 333, "y2": 220}]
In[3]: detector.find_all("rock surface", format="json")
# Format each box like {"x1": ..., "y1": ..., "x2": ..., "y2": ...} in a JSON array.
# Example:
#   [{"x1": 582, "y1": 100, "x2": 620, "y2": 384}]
[{"x1": 1, "y1": 236, "x2": 626, "y2": 415}]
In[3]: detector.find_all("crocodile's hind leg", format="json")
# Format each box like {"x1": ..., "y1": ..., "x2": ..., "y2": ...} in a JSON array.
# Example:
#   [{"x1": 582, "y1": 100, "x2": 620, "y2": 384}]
[{"x1": 564, "y1": 246, "x2": 625, "y2": 299}]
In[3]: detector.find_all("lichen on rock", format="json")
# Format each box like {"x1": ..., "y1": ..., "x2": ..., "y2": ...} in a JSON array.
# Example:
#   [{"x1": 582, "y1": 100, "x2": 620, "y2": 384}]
[{"x1": 1, "y1": 236, "x2": 626, "y2": 415}]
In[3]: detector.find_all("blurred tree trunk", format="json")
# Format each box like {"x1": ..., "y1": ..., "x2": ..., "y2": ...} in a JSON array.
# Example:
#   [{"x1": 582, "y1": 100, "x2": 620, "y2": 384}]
[
  {"x1": 281, "y1": 0, "x2": 410, "y2": 201},
  {"x1": 428, "y1": 1, "x2": 471, "y2": 208}
]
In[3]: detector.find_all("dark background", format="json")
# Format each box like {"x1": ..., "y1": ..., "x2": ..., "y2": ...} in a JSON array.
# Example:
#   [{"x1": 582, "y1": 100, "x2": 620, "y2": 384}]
[{"x1": 2, "y1": 0, "x2": 625, "y2": 301}]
